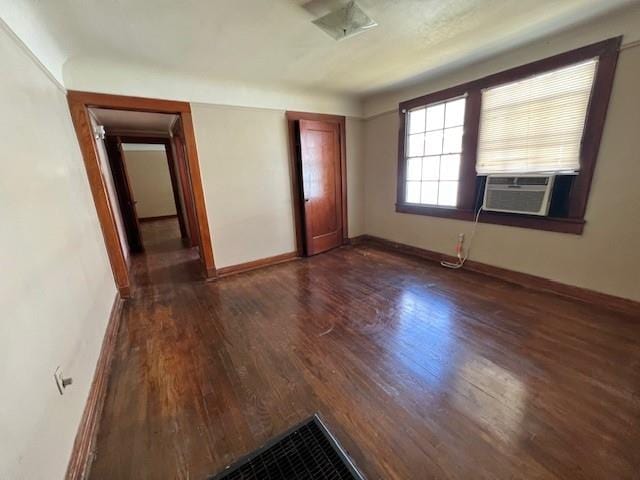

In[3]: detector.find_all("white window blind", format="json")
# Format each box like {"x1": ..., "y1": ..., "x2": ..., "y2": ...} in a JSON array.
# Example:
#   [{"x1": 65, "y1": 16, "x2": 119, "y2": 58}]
[{"x1": 476, "y1": 59, "x2": 597, "y2": 175}]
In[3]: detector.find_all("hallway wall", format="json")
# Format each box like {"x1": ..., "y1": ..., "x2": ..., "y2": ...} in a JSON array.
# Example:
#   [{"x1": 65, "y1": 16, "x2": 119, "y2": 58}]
[
  {"x1": 0, "y1": 21, "x2": 116, "y2": 480},
  {"x1": 122, "y1": 145, "x2": 177, "y2": 219}
]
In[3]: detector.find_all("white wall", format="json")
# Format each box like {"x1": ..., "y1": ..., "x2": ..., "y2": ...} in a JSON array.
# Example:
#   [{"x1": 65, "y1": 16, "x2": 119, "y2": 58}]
[
  {"x1": 191, "y1": 103, "x2": 365, "y2": 268},
  {"x1": 346, "y1": 117, "x2": 366, "y2": 238},
  {"x1": 123, "y1": 147, "x2": 177, "y2": 219},
  {"x1": 0, "y1": 21, "x2": 116, "y2": 480},
  {"x1": 362, "y1": 6, "x2": 640, "y2": 302}
]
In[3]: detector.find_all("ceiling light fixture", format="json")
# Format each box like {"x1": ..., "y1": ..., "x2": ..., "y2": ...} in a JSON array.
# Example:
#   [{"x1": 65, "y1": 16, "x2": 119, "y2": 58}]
[{"x1": 312, "y1": 1, "x2": 377, "y2": 41}]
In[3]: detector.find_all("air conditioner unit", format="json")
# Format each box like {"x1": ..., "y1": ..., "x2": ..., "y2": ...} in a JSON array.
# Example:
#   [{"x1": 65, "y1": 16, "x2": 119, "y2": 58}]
[{"x1": 483, "y1": 174, "x2": 555, "y2": 216}]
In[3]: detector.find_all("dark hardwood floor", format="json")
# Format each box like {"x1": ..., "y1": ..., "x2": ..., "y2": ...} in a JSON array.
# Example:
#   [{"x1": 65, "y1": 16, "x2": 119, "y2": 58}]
[{"x1": 89, "y1": 220, "x2": 640, "y2": 479}]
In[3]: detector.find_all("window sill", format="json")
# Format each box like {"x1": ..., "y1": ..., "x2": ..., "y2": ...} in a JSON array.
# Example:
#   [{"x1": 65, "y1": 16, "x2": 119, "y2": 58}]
[{"x1": 395, "y1": 203, "x2": 585, "y2": 235}]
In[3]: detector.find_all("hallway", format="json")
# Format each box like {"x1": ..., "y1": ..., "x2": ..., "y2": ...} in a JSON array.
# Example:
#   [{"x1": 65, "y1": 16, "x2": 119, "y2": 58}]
[{"x1": 129, "y1": 218, "x2": 202, "y2": 295}]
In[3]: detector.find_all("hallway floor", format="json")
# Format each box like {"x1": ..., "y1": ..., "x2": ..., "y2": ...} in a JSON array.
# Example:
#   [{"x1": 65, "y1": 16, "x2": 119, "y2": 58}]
[
  {"x1": 89, "y1": 224, "x2": 640, "y2": 479},
  {"x1": 130, "y1": 218, "x2": 201, "y2": 294}
]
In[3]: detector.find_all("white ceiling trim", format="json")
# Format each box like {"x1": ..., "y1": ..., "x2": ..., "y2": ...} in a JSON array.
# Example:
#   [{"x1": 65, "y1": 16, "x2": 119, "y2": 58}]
[
  {"x1": 3, "y1": 0, "x2": 638, "y2": 120},
  {"x1": 0, "y1": 16, "x2": 65, "y2": 91},
  {"x1": 62, "y1": 57, "x2": 362, "y2": 117},
  {"x1": 0, "y1": 1, "x2": 66, "y2": 85}
]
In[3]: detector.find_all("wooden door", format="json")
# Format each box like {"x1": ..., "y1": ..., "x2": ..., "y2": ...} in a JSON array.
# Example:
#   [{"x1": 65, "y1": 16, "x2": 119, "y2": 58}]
[
  {"x1": 171, "y1": 129, "x2": 200, "y2": 248},
  {"x1": 299, "y1": 119, "x2": 343, "y2": 255},
  {"x1": 105, "y1": 136, "x2": 144, "y2": 253},
  {"x1": 164, "y1": 141, "x2": 189, "y2": 240}
]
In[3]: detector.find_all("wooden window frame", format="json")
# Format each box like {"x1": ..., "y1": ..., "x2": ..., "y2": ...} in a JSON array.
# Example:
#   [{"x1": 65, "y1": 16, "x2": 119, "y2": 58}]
[{"x1": 396, "y1": 36, "x2": 622, "y2": 235}]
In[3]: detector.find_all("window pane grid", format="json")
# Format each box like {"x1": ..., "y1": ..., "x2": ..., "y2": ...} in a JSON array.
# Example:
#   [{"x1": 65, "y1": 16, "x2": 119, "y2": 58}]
[{"x1": 405, "y1": 97, "x2": 465, "y2": 206}]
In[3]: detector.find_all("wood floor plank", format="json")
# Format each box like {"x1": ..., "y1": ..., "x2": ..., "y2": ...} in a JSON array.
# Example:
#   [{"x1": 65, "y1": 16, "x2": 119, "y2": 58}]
[{"x1": 88, "y1": 219, "x2": 640, "y2": 479}]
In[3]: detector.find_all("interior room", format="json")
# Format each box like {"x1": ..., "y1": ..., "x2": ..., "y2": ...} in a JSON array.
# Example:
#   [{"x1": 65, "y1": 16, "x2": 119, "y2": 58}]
[{"x1": 1, "y1": 1, "x2": 639, "y2": 479}]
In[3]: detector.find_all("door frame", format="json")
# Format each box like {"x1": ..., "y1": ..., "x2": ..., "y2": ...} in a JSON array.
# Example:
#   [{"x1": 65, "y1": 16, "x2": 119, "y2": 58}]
[
  {"x1": 115, "y1": 134, "x2": 190, "y2": 242},
  {"x1": 286, "y1": 111, "x2": 348, "y2": 257},
  {"x1": 68, "y1": 91, "x2": 216, "y2": 297},
  {"x1": 170, "y1": 118, "x2": 201, "y2": 248},
  {"x1": 104, "y1": 135, "x2": 144, "y2": 253}
]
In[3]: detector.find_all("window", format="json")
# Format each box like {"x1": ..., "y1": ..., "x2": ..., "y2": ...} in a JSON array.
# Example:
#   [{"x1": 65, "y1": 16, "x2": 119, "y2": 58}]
[
  {"x1": 396, "y1": 37, "x2": 621, "y2": 234},
  {"x1": 477, "y1": 60, "x2": 597, "y2": 175},
  {"x1": 405, "y1": 97, "x2": 466, "y2": 206}
]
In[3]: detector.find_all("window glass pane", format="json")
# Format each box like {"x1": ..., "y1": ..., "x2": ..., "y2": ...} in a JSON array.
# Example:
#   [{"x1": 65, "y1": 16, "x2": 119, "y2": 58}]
[
  {"x1": 445, "y1": 98, "x2": 466, "y2": 127},
  {"x1": 408, "y1": 133, "x2": 425, "y2": 157},
  {"x1": 408, "y1": 108, "x2": 426, "y2": 134},
  {"x1": 442, "y1": 126, "x2": 463, "y2": 154},
  {"x1": 439, "y1": 154, "x2": 460, "y2": 180},
  {"x1": 426, "y1": 103, "x2": 445, "y2": 131},
  {"x1": 424, "y1": 131, "x2": 443, "y2": 155},
  {"x1": 406, "y1": 181, "x2": 421, "y2": 203},
  {"x1": 406, "y1": 157, "x2": 422, "y2": 181},
  {"x1": 438, "y1": 181, "x2": 458, "y2": 206},
  {"x1": 422, "y1": 156, "x2": 440, "y2": 180},
  {"x1": 421, "y1": 181, "x2": 439, "y2": 205},
  {"x1": 404, "y1": 95, "x2": 468, "y2": 207}
]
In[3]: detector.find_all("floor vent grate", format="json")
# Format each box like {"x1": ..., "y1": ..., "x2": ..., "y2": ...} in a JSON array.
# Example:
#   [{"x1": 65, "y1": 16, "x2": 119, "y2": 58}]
[{"x1": 208, "y1": 414, "x2": 366, "y2": 479}]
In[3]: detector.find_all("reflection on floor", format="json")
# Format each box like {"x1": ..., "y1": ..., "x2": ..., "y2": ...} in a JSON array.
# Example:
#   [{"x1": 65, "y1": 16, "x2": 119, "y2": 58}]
[
  {"x1": 130, "y1": 218, "x2": 201, "y2": 293},
  {"x1": 89, "y1": 228, "x2": 640, "y2": 479}
]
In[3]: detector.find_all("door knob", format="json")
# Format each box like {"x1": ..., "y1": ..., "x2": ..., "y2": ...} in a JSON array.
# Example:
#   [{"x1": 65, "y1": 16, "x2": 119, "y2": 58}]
[{"x1": 304, "y1": 198, "x2": 310, "y2": 202}]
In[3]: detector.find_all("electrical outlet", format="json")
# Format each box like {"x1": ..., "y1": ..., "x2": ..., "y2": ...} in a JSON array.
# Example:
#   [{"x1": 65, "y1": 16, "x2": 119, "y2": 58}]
[{"x1": 54, "y1": 367, "x2": 72, "y2": 395}]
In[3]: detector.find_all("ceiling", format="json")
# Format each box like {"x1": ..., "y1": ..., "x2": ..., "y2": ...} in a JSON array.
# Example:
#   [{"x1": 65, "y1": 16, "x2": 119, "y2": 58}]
[
  {"x1": 2, "y1": 0, "x2": 637, "y2": 99},
  {"x1": 90, "y1": 108, "x2": 177, "y2": 134}
]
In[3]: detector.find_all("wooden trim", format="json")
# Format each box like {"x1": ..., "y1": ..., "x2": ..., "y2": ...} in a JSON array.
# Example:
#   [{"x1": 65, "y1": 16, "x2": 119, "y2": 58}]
[
  {"x1": 287, "y1": 119, "x2": 305, "y2": 256},
  {"x1": 395, "y1": 109, "x2": 406, "y2": 208},
  {"x1": 179, "y1": 111, "x2": 216, "y2": 278},
  {"x1": 567, "y1": 43, "x2": 621, "y2": 218},
  {"x1": 354, "y1": 235, "x2": 640, "y2": 317},
  {"x1": 67, "y1": 91, "x2": 217, "y2": 288},
  {"x1": 286, "y1": 111, "x2": 346, "y2": 123},
  {"x1": 68, "y1": 98, "x2": 131, "y2": 297},
  {"x1": 396, "y1": 37, "x2": 622, "y2": 235},
  {"x1": 216, "y1": 251, "x2": 299, "y2": 277},
  {"x1": 458, "y1": 90, "x2": 481, "y2": 210},
  {"x1": 139, "y1": 214, "x2": 178, "y2": 222},
  {"x1": 395, "y1": 203, "x2": 586, "y2": 234},
  {"x1": 162, "y1": 141, "x2": 189, "y2": 239},
  {"x1": 340, "y1": 119, "x2": 348, "y2": 243},
  {"x1": 397, "y1": 37, "x2": 621, "y2": 112},
  {"x1": 286, "y1": 111, "x2": 349, "y2": 255},
  {"x1": 66, "y1": 294, "x2": 124, "y2": 480},
  {"x1": 117, "y1": 135, "x2": 169, "y2": 144},
  {"x1": 67, "y1": 91, "x2": 191, "y2": 114},
  {"x1": 107, "y1": 129, "x2": 170, "y2": 138},
  {"x1": 170, "y1": 129, "x2": 199, "y2": 248},
  {"x1": 105, "y1": 136, "x2": 144, "y2": 253}
]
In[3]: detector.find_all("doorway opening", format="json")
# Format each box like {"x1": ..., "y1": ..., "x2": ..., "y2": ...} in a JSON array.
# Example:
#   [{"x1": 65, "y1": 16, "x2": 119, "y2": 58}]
[
  {"x1": 286, "y1": 111, "x2": 348, "y2": 257},
  {"x1": 68, "y1": 92, "x2": 216, "y2": 297}
]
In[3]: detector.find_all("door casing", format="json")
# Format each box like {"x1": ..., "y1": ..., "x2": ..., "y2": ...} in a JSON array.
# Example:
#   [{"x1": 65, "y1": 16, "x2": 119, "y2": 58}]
[
  {"x1": 67, "y1": 91, "x2": 217, "y2": 297},
  {"x1": 286, "y1": 111, "x2": 348, "y2": 257}
]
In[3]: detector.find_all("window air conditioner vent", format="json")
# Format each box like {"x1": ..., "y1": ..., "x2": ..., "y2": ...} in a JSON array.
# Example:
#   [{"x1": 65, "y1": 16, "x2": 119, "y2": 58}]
[{"x1": 483, "y1": 174, "x2": 555, "y2": 216}]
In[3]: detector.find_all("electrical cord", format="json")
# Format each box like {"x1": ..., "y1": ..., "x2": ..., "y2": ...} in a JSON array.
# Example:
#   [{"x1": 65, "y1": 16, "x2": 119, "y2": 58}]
[{"x1": 441, "y1": 204, "x2": 483, "y2": 270}]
